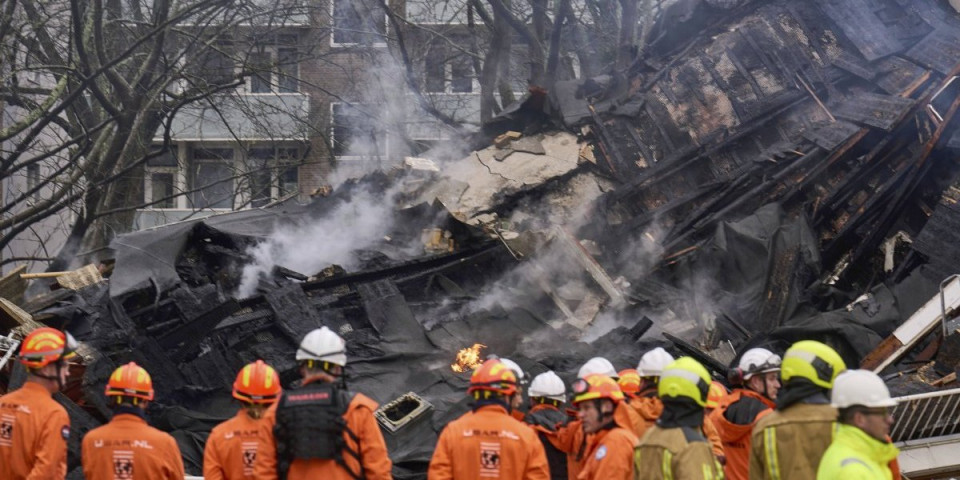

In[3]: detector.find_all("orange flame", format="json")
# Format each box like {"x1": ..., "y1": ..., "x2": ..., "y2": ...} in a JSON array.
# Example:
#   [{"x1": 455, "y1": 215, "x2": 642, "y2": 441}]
[{"x1": 451, "y1": 343, "x2": 486, "y2": 373}]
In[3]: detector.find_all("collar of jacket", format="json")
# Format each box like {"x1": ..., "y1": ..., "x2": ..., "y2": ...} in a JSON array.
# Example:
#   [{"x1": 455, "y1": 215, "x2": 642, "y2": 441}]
[
  {"x1": 776, "y1": 379, "x2": 828, "y2": 410},
  {"x1": 729, "y1": 387, "x2": 776, "y2": 409},
  {"x1": 474, "y1": 404, "x2": 510, "y2": 415},
  {"x1": 835, "y1": 424, "x2": 900, "y2": 465},
  {"x1": 112, "y1": 412, "x2": 148, "y2": 424},
  {"x1": 529, "y1": 403, "x2": 561, "y2": 414}
]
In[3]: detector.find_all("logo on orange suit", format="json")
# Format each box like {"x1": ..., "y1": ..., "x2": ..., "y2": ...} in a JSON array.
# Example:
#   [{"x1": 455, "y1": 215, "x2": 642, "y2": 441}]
[
  {"x1": 113, "y1": 450, "x2": 134, "y2": 480},
  {"x1": 242, "y1": 441, "x2": 259, "y2": 475},
  {"x1": 0, "y1": 414, "x2": 15, "y2": 446},
  {"x1": 480, "y1": 441, "x2": 501, "y2": 477}
]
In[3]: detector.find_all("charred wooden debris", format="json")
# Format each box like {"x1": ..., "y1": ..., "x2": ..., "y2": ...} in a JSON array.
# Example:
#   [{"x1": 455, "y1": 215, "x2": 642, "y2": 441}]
[{"x1": 5, "y1": 0, "x2": 960, "y2": 477}]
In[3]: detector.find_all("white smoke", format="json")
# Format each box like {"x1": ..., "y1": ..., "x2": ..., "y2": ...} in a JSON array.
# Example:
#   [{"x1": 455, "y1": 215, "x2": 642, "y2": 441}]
[{"x1": 236, "y1": 184, "x2": 399, "y2": 298}]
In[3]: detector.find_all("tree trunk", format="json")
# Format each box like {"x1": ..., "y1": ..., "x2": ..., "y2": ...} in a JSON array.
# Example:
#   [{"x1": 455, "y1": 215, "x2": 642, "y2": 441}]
[{"x1": 618, "y1": 0, "x2": 638, "y2": 69}]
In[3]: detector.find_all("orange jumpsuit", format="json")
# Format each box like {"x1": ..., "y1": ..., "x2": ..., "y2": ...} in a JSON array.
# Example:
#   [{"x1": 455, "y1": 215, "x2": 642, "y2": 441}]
[
  {"x1": 204, "y1": 409, "x2": 266, "y2": 479},
  {"x1": 0, "y1": 381, "x2": 69, "y2": 480},
  {"x1": 254, "y1": 386, "x2": 392, "y2": 480},
  {"x1": 577, "y1": 402, "x2": 637, "y2": 480},
  {"x1": 709, "y1": 388, "x2": 774, "y2": 480},
  {"x1": 627, "y1": 393, "x2": 724, "y2": 458},
  {"x1": 81, "y1": 413, "x2": 185, "y2": 480},
  {"x1": 428, "y1": 404, "x2": 550, "y2": 480},
  {"x1": 554, "y1": 418, "x2": 588, "y2": 480}
]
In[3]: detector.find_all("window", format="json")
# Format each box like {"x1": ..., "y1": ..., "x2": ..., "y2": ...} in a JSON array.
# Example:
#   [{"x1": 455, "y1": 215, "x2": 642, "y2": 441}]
[
  {"x1": 246, "y1": 147, "x2": 300, "y2": 207},
  {"x1": 149, "y1": 173, "x2": 176, "y2": 208},
  {"x1": 331, "y1": 103, "x2": 387, "y2": 158},
  {"x1": 332, "y1": 0, "x2": 386, "y2": 46},
  {"x1": 26, "y1": 164, "x2": 40, "y2": 200},
  {"x1": 193, "y1": 40, "x2": 235, "y2": 87},
  {"x1": 424, "y1": 44, "x2": 474, "y2": 93},
  {"x1": 247, "y1": 36, "x2": 299, "y2": 94},
  {"x1": 189, "y1": 148, "x2": 235, "y2": 209},
  {"x1": 145, "y1": 149, "x2": 179, "y2": 209}
]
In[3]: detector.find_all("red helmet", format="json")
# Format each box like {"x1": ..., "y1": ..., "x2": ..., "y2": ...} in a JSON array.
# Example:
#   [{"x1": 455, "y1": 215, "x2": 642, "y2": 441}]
[
  {"x1": 468, "y1": 359, "x2": 518, "y2": 396},
  {"x1": 105, "y1": 362, "x2": 154, "y2": 401},
  {"x1": 617, "y1": 369, "x2": 641, "y2": 397},
  {"x1": 233, "y1": 360, "x2": 282, "y2": 404},
  {"x1": 18, "y1": 327, "x2": 77, "y2": 369},
  {"x1": 572, "y1": 374, "x2": 624, "y2": 405}
]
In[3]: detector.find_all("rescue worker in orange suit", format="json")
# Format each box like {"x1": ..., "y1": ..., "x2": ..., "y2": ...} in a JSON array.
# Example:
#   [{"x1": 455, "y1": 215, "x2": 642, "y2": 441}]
[
  {"x1": 81, "y1": 362, "x2": 185, "y2": 480},
  {"x1": 634, "y1": 357, "x2": 723, "y2": 480},
  {"x1": 749, "y1": 340, "x2": 846, "y2": 480},
  {"x1": 204, "y1": 360, "x2": 281, "y2": 480},
  {"x1": 554, "y1": 357, "x2": 617, "y2": 480},
  {"x1": 254, "y1": 326, "x2": 392, "y2": 480},
  {"x1": 428, "y1": 358, "x2": 549, "y2": 480},
  {"x1": 524, "y1": 371, "x2": 570, "y2": 480},
  {"x1": 709, "y1": 347, "x2": 781, "y2": 480},
  {"x1": 571, "y1": 373, "x2": 637, "y2": 480},
  {"x1": 499, "y1": 357, "x2": 529, "y2": 422},
  {"x1": 621, "y1": 349, "x2": 725, "y2": 462},
  {"x1": 0, "y1": 327, "x2": 76, "y2": 480}
]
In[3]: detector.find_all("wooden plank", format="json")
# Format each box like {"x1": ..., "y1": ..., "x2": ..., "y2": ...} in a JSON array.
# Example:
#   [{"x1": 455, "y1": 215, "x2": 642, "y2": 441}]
[
  {"x1": 874, "y1": 56, "x2": 931, "y2": 95},
  {"x1": 552, "y1": 226, "x2": 626, "y2": 308},
  {"x1": 904, "y1": 27, "x2": 960, "y2": 75},
  {"x1": 56, "y1": 264, "x2": 104, "y2": 291},
  {"x1": 0, "y1": 266, "x2": 27, "y2": 306},
  {"x1": 816, "y1": 0, "x2": 905, "y2": 61},
  {"x1": 834, "y1": 92, "x2": 916, "y2": 131},
  {"x1": 802, "y1": 120, "x2": 862, "y2": 150}
]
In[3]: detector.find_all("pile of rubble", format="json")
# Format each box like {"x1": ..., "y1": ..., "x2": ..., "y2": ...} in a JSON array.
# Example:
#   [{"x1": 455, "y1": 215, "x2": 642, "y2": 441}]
[{"x1": 4, "y1": 0, "x2": 960, "y2": 478}]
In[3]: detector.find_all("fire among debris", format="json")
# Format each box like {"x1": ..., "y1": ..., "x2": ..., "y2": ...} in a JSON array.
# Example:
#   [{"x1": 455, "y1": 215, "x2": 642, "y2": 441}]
[{"x1": 451, "y1": 343, "x2": 486, "y2": 373}]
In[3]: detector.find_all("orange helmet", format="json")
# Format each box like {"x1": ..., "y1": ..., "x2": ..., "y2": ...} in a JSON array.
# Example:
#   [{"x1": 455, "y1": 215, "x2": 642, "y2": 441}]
[
  {"x1": 233, "y1": 360, "x2": 282, "y2": 404},
  {"x1": 18, "y1": 327, "x2": 77, "y2": 369},
  {"x1": 706, "y1": 381, "x2": 727, "y2": 409},
  {"x1": 468, "y1": 359, "x2": 518, "y2": 396},
  {"x1": 105, "y1": 362, "x2": 154, "y2": 401},
  {"x1": 617, "y1": 369, "x2": 642, "y2": 396},
  {"x1": 572, "y1": 374, "x2": 624, "y2": 405}
]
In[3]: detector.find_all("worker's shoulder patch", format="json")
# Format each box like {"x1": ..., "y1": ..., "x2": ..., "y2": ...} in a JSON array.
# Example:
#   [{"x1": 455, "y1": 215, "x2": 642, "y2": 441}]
[
  {"x1": 61, "y1": 425, "x2": 70, "y2": 440},
  {"x1": 595, "y1": 445, "x2": 607, "y2": 460}
]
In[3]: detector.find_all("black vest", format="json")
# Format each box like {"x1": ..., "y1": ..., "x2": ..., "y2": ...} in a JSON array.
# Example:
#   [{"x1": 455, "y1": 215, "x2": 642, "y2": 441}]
[
  {"x1": 273, "y1": 382, "x2": 363, "y2": 479},
  {"x1": 526, "y1": 408, "x2": 569, "y2": 480}
]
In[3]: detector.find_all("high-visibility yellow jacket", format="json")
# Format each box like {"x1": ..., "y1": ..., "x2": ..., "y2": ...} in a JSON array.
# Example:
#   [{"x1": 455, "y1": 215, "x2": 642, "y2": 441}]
[
  {"x1": 634, "y1": 425, "x2": 724, "y2": 480},
  {"x1": 816, "y1": 424, "x2": 899, "y2": 480}
]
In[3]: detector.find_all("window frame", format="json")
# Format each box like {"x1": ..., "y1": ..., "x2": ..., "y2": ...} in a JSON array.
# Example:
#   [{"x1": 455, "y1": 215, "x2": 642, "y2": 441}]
[{"x1": 329, "y1": 0, "x2": 388, "y2": 48}]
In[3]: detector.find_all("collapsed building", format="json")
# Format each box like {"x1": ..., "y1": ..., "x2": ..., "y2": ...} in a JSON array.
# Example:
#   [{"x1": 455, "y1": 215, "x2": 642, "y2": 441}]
[{"x1": 4, "y1": 0, "x2": 960, "y2": 478}]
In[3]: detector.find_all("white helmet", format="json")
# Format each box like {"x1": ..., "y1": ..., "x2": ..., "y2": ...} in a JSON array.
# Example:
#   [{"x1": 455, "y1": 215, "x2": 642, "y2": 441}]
[
  {"x1": 637, "y1": 347, "x2": 675, "y2": 377},
  {"x1": 738, "y1": 348, "x2": 781, "y2": 380},
  {"x1": 528, "y1": 371, "x2": 566, "y2": 402},
  {"x1": 578, "y1": 357, "x2": 618, "y2": 379},
  {"x1": 499, "y1": 358, "x2": 526, "y2": 384},
  {"x1": 296, "y1": 326, "x2": 347, "y2": 367},
  {"x1": 831, "y1": 370, "x2": 897, "y2": 409}
]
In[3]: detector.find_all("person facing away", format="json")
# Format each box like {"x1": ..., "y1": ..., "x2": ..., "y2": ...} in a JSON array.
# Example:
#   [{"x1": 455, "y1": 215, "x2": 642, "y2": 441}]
[
  {"x1": 0, "y1": 327, "x2": 76, "y2": 480},
  {"x1": 81, "y1": 362, "x2": 185, "y2": 480},
  {"x1": 634, "y1": 357, "x2": 723, "y2": 480},
  {"x1": 524, "y1": 370, "x2": 571, "y2": 480},
  {"x1": 204, "y1": 360, "x2": 282, "y2": 480},
  {"x1": 750, "y1": 340, "x2": 847, "y2": 480},
  {"x1": 254, "y1": 326, "x2": 392, "y2": 480},
  {"x1": 817, "y1": 370, "x2": 900, "y2": 480},
  {"x1": 428, "y1": 358, "x2": 549, "y2": 480}
]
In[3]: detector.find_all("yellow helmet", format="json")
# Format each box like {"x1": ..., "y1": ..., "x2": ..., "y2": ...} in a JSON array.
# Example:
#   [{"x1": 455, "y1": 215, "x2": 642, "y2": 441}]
[
  {"x1": 658, "y1": 357, "x2": 711, "y2": 407},
  {"x1": 781, "y1": 340, "x2": 846, "y2": 389}
]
